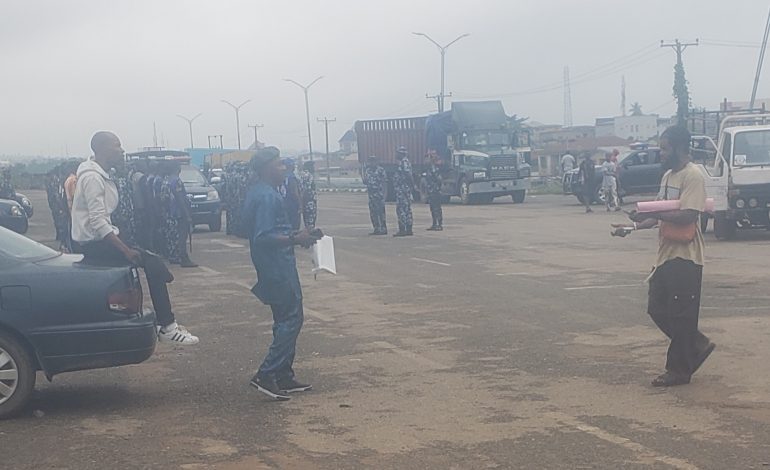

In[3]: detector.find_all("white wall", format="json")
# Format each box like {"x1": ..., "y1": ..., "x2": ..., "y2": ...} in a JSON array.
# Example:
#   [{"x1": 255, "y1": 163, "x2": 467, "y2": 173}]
[{"x1": 613, "y1": 115, "x2": 658, "y2": 140}]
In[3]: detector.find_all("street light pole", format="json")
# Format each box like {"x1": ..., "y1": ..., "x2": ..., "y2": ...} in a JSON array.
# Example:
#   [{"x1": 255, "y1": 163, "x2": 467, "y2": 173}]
[
  {"x1": 221, "y1": 99, "x2": 251, "y2": 150},
  {"x1": 176, "y1": 113, "x2": 202, "y2": 149},
  {"x1": 248, "y1": 123, "x2": 264, "y2": 150},
  {"x1": 284, "y1": 76, "x2": 324, "y2": 161},
  {"x1": 413, "y1": 32, "x2": 470, "y2": 112},
  {"x1": 318, "y1": 117, "x2": 336, "y2": 186}
]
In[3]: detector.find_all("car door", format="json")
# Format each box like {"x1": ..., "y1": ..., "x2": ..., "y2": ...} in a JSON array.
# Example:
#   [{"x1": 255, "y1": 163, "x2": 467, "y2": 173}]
[{"x1": 619, "y1": 151, "x2": 661, "y2": 195}]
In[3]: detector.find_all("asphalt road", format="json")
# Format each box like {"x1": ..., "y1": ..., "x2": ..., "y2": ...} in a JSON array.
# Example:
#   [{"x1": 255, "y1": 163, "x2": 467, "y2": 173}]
[{"x1": 2, "y1": 190, "x2": 770, "y2": 469}]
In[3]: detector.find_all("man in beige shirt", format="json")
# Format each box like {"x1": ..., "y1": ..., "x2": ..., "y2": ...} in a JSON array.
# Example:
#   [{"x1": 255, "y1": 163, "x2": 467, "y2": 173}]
[{"x1": 613, "y1": 126, "x2": 715, "y2": 387}]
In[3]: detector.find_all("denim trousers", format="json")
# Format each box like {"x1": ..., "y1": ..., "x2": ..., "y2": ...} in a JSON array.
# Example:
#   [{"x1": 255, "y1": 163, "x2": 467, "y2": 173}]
[{"x1": 258, "y1": 295, "x2": 304, "y2": 381}]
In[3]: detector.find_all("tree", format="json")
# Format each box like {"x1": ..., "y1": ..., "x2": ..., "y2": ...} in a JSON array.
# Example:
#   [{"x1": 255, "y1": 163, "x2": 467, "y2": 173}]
[
  {"x1": 629, "y1": 102, "x2": 643, "y2": 116},
  {"x1": 673, "y1": 61, "x2": 690, "y2": 126}
]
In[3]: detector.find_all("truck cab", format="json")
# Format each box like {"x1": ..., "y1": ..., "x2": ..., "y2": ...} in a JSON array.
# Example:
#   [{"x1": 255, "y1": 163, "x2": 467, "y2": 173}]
[{"x1": 695, "y1": 114, "x2": 770, "y2": 239}]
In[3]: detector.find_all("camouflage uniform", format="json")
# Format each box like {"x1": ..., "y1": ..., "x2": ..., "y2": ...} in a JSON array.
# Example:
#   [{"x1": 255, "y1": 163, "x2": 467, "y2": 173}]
[
  {"x1": 393, "y1": 155, "x2": 413, "y2": 235},
  {"x1": 300, "y1": 168, "x2": 317, "y2": 229},
  {"x1": 223, "y1": 161, "x2": 250, "y2": 237},
  {"x1": 159, "y1": 175, "x2": 180, "y2": 263},
  {"x1": 363, "y1": 163, "x2": 387, "y2": 234},
  {"x1": 110, "y1": 167, "x2": 137, "y2": 247},
  {"x1": 426, "y1": 163, "x2": 443, "y2": 230}
]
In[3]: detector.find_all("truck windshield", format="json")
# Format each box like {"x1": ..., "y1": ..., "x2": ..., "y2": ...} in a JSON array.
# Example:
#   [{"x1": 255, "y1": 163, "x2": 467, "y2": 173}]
[
  {"x1": 734, "y1": 130, "x2": 770, "y2": 166},
  {"x1": 461, "y1": 131, "x2": 510, "y2": 147}
]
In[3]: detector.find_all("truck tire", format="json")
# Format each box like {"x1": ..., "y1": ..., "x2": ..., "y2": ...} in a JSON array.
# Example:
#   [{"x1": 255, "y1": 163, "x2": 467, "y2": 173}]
[
  {"x1": 0, "y1": 330, "x2": 37, "y2": 419},
  {"x1": 460, "y1": 179, "x2": 471, "y2": 205},
  {"x1": 714, "y1": 212, "x2": 736, "y2": 240},
  {"x1": 512, "y1": 190, "x2": 526, "y2": 204}
]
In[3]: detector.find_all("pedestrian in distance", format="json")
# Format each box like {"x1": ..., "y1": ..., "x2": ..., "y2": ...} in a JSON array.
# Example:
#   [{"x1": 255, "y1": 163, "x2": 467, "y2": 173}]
[
  {"x1": 363, "y1": 155, "x2": 387, "y2": 235},
  {"x1": 71, "y1": 131, "x2": 199, "y2": 345},
  {"x1": 426, "y1": 150, "x2": 444, "y2": 231},
  {"x1": 601, "y1": 152, "x2": 621, "y2": 211},
  {"x1": 560, "y1": 151, "x2": 576, "y2": 176},
  {"x1": 577, "y1": 155, "x2": 595, "y2": 213},
  {"x1": 300, "y1": 160, "x2": 317, "y2": 230},
  {"x1": 242, "y1": 146, "x2": 322, "y2": 401},
  {"x1": 393, "y1": 146, "x2": 414, "y2": 237},
  {"x1": 612, "y1": 125, "x2": 715, "y2": 387}
]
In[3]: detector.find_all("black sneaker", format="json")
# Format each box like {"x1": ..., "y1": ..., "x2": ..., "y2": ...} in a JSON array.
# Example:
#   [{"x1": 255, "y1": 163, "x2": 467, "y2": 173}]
[
  {"x1": 278, "y1": 378, "x2": 312, "y2": 393},
  {"x1": 250, "y1": 375, "x2": 290, "y2": 401}
]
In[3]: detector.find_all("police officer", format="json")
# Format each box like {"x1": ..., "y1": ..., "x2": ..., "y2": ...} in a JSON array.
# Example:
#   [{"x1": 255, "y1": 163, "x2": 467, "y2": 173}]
[
  {"x1": 300, "y1": 160, "x2": 317, "y2": 229},
  {"x1": 426, "y1": 150, "x2": 444, "y2": 231},
  {"x1": 393, "y1": 147, "x2": 414, "y2": 237},
  {"x1": 363, "y1": 155, "x2": 387, "y2": 235}
]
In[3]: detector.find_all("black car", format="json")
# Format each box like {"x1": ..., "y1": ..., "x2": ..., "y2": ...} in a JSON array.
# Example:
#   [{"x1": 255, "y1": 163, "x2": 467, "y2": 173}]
[
  {"x1": 0, "y1": 198, "x2": 28, "y2": 234},
  {"x1": 564, "y1": 147, "x2": 662, "y2": 204},
  {"x1": 0, "y1": 227, "x2": 157, "y2": 418},
  {"x1": 181, "y1": 165, "x2": 223, "y2": 232}
]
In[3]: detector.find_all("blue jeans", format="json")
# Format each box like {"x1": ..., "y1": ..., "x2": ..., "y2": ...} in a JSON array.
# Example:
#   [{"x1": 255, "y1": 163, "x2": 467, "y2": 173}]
[{"x1": 258, "y1": 296, "x2": 304, "y2": 381}]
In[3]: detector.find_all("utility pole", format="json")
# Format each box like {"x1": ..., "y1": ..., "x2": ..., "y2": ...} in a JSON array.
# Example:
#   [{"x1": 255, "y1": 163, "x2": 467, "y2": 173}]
[
  {"x1": 563, "y1": 66, "x2": 573, "y2": 127},
  {"x1": 317, "y1": 117, "x2": 336, "y2": 186},
  {"x1": 413, "y1": 32, "x2": 470, "y2": 113},
  {"x1": 221, "y1": 99, "x2": 251, "y2": 150},
  {"x1": 661, "y1": 39, "x2": 699, "y2": 125},
  {"x1": 248, "y1": 123, "x2": 264, "y2": 150},
  {"x1": 621, "y1": 75, "x2": 627, "y2": 117},
  {"x1": 750, "y1": 7, "x2": 770, "y2": 109},
  {"x1": 284, "y1": 76, "x2": 324, "y2": 161},
  {"x1": 176, "y1": 113, "x2": 202, "y2": 149}
]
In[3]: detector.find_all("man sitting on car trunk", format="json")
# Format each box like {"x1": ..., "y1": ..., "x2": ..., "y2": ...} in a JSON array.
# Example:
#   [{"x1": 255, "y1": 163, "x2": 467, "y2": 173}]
[{"x1": 71, "y1": 131, "x2": 198, "y2": 345}]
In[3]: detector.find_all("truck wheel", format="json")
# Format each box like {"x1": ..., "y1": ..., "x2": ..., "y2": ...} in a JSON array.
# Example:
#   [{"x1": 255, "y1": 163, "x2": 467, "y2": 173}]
[
  {"x1": 714, "y1": 212, "x2": 736, "y2": 240},
  {"x1": 419, "y1": 178, "x2": 429, "y2": 204},
  {"x1": 592, "y1": 186, "x2": 604, "y2": 205},
  {"x1": 512, "y1": 190, "x2": 526, "y2": 204},
  {"x1": 0, "y1": 330, "x2": 37, "y2": 419},
  {"x1": 460, "y1": 180, "x2": 471, "y2": 205}
]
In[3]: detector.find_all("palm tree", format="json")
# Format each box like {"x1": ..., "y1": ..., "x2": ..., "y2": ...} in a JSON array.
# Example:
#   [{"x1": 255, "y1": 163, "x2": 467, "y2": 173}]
[{"x1": 629, "y1": 102, "x2": 643, "y2": 116}]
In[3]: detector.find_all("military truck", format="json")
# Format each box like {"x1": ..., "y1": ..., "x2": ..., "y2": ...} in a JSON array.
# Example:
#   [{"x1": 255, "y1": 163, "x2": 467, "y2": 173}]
[{"x1": 355, "y1": 101, "x2": 531, "y2": 204}]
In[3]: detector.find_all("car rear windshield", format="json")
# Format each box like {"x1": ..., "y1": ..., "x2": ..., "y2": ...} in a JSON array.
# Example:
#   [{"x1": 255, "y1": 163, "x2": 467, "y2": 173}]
[
  {"x1": 180, "y1": 167, "x2": 207, "y2": 185},
  {"x1": 0, "y1": 226, "x2": 60, "y2": 261}
]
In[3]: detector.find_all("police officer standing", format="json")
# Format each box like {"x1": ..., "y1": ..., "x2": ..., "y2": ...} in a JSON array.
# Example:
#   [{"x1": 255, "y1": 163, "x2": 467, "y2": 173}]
[
  {"x1": 426, "y1": 150, "x2": 443, "y2": 231},
  {"x1": 363, "y1": 155, "x2": 387, "y2": 235},
  {"x1": 393, "y1": 147, "x2": 414, "y2": 237}
]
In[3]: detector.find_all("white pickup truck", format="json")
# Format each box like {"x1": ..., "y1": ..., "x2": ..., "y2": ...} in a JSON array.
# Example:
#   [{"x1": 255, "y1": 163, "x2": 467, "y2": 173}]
[{"x1": 694, "y1": 114, "x2": 770, "y2": 239}]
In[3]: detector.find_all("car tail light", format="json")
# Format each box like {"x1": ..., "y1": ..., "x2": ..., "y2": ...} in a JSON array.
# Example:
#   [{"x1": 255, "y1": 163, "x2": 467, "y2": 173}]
[{"x1": 108, "y1": 271, "x2": 143, "y2": 313}]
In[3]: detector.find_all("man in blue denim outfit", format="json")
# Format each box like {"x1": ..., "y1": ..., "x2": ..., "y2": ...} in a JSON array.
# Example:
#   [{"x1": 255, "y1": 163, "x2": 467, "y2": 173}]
[{"x1": 242, "y1": 146, "x2": 320, "y2": 400}]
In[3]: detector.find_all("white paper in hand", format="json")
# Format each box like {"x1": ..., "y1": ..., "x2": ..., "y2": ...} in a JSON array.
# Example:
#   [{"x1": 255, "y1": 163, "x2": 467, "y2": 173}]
[{"x1": 312, "y1": 235, "x2": 336, "y2": 275}]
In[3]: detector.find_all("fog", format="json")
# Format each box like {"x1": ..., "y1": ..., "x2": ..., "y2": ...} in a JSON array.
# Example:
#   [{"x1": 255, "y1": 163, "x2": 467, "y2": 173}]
[{"x1": 1, "y1": 0, "x2": 768, "y2": 156}]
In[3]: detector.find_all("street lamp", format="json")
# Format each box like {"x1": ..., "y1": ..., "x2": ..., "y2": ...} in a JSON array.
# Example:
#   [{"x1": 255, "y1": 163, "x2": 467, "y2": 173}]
[
  {"x1": 221, "y1": 99, "x2": 251, "y2": 150},
  {"x1": 412, "y1": 32, "x2": 470, "y2": 112},
  {"x1": 176, "y1": 113, "x2": 202, "y2": 149},
  {"x1": 284, "y1": 76, "x2": 324, "y2": 161}
]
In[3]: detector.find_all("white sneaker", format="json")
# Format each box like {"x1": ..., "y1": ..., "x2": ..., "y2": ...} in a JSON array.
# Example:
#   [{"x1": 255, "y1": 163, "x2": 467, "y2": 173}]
[{"x1": 158, "y1": 324, "x2": 199, "y2": 345}]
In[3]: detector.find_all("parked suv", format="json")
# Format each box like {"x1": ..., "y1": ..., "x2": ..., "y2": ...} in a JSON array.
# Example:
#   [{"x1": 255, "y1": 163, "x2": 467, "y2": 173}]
[
  {"x1": 564, "y1": 147, "x2": 662, "y2": 204},
  {"x1": 180, "y1": 165, "x2": 222, "y2": 232}
]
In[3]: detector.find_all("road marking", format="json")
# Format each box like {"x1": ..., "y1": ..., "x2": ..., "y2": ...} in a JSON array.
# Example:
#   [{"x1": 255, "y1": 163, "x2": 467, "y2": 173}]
[
  {"x1": 371, "y1": 341, "x2": 450, "y2": 370},
  {"x1": 564, "y1": 284, "x2": 639, "y2": 291},
  {"x1": 212, "y1": 239, "x2": 245, "y2": 248},
  {"x1": 411, "y1": 257, "x2": 451, "y2": 267},
  {"x1": 415, "y1": 283, "x2": 436, "y2": 289},
  {"x1": 496, "y1": 272, "x2": 531, "y2": 276},
  {"x1": 549, "y1": 413, "x2": 698, "y2": 470},
  {"x1": 232, "y1": 280, "x2": 254, "y2": 290},
  {"x1": 198, "y1": 266, "x2": 222, "y2": 275},
  {"x1": 305, "y1": 308, "x2": 334, "y2": 322}
]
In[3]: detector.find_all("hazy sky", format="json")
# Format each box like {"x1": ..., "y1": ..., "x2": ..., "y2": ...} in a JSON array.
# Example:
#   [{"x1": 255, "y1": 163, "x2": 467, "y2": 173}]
[{"x1": 1, "y1": 0, "x2": 768, "y2": 157}]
